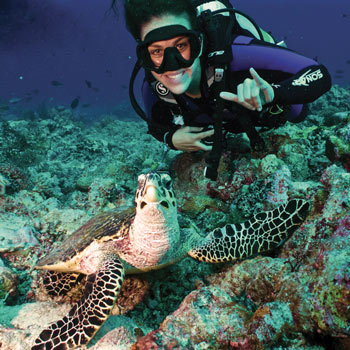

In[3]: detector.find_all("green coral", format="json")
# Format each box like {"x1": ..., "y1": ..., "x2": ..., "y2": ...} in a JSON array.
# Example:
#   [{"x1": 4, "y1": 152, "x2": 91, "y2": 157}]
[
  {"x1": 329, "y1": 135, "x2": 350, "y2": 155},
  {"x1": 0, "y1": 120, "x2": 47, "y2": 167},
  {"x1": 0, "y1": 174, "x2": 10, "y2": 195}
]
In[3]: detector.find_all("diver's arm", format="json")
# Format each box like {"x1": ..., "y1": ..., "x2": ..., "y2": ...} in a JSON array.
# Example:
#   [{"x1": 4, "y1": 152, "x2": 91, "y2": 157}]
[
  {"x1": 147, "y1": 120, "x2": 178, "y2": 150},
  {"x1": 229, "y1": 37, "x2": 332, "y2": 105},
  {"x1": 141, "y1": 81, "x2": 179, "y2": 149},
  {"x1": 148, "y1": 116, "x2": 214, "y2": 151},
  {"x1": 271, "y1": 64, "x2": 331, "y2": 105},
  {"x1": 142, "y1": 82, "x2": 214, "y2": 151}
]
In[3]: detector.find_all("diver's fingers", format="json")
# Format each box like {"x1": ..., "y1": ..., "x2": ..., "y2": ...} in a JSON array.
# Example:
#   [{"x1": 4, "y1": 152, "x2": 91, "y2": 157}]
[
  {"x1": 220, "y1": 91, "x2": 254, "y2": 110},
  {"x1": 250, "y1": 67, "x2": 265, "y2": 87},
  {"x1": 239, "y1": 83, "x2": 256, "y2": 110},
  {"x1": 193, "y1": 129, "x2": 214, "y2": 141},
  {"x1": 194, "y1": 140, "x2": 212, "y2": 152},
  {"x1": 262, "y1": 83, "x2": 275, "y2": 103},
  {"x1": 247, "y1": 79, "x2": 261, "y2": 111},
  {"x1": 251, "y1": 84, "x2": 262, "y2": 111},
  {"x1": 220, "y1": 91, "x2": 238, "y2": 102},
  {"x1": 187, "y1": 126, "x2": 204, "y2": 132},
  {"x1": 250, "y1": 67, "x2": 274, "y2": 103},
  {"x1": 237, "y1": 83, "x2": 245, "y2": 103},
  {"x1": 243, "y1": 78, "x2": 252, "y2": 101}
]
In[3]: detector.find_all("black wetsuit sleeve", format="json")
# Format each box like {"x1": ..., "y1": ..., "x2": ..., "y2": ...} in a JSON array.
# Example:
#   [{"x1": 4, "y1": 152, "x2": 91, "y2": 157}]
[
  {"x1": 272, "y1": 64, "x2": 331, "y2": 105},
  {"x1": 147, "y1": 119, "x2": 178, "y2": 150}
]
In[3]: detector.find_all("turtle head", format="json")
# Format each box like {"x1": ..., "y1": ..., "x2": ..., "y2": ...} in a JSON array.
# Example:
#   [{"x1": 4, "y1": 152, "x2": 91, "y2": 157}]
[
  {"x1": 135, "y1": 172, "x2": 177, "y2": 221},
  {"x1": 125, "y1": 172, "x2": 182, "y2": 269}
]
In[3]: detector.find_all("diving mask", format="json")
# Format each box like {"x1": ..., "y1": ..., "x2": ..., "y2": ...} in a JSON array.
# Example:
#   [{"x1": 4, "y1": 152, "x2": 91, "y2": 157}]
[{"x1": 137, "y1": 25, "x2": 202, "y2": 74}]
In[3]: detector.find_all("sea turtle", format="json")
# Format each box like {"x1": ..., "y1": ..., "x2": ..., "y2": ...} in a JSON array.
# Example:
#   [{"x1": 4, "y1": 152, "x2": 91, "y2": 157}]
[{"x1": 32, "y1": 171, "x2": 309, "y2": 350}]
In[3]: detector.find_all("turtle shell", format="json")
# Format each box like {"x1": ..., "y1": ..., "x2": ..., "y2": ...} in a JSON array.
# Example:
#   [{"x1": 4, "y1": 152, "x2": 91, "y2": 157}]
[{"x1": 36, "y1": 207, "x2": 136, "y2": 268}]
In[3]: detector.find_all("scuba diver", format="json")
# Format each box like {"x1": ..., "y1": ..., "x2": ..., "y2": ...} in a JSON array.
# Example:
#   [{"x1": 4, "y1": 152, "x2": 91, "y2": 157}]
[{"x1": 110, "y1": 0, "x2": 331, "y2": 180}]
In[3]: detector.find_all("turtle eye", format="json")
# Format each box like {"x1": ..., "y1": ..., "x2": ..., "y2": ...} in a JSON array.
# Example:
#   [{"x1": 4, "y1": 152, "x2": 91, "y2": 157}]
[
  {"x1": 161, "y1": 175, "x2": 172, "y2": 189},
  {"x1": 165, "y1": 180, "x2": 172, "y2": 189},
  {"x1": 160, "y1": 201, "x2": 169, "y2": 209}
]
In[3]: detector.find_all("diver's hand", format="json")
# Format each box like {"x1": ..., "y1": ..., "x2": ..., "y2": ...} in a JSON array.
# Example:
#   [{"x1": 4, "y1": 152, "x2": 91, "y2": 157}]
[
  {"x1": 172, "y1": 126, "x2": 214, "y2": 152},
  {"x1": 220, "y1": 67, "x2": 274, "y2": 111}
]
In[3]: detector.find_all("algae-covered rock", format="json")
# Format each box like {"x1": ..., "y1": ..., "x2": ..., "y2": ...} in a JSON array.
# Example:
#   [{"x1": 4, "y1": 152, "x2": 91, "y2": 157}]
[
  {"x1": 0, "y1": 225, "x2": 38, "y2": 253},
  {"x1": 0, "y1": 261, "x2": 18, "y2": 300},
  {"x1": 325, "y1": 122, "x2": 350, "y2": 171}
]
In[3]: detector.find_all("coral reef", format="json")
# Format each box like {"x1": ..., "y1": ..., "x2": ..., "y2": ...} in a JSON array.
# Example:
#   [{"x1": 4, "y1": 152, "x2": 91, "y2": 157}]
[
  {"x1": 0, "y1": 85, "x2": 350, "y2": 349},
  {"x1": 133, "y1": 165, "x2": 350, "y2": 348}
]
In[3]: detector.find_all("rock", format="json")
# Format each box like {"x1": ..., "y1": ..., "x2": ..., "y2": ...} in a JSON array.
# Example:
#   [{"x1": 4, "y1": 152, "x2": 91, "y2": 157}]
[
  {"x1": 1, "y1": 92, "x2": 350, "y2": 349},
  {"x1": 0, "y1": 225, "x2": 38, "y2": 253},
  {"x1": 131, "y1": 164, "x2": 350, "y2": 349},
  {"x1": 0, "y1": 325, "x2": 33, "y2": 350},
  {"x1": 0, "y1": 261, "x2": 18, "y2": 300},
  {"x1": 90, "y1": 326, "x2": 136, "y2": 350},
  {"x1": 0, "y1": 173, "x2": 10, "y2": 195},
  {"x1": 134, "y1": 247, "x2": 350, "y2": 349},
  {"x1": 258, "y1": 153, "x2": 284, "y2": 177},
  {"x1": 325, "y1": 123, "x2": 350, "y2": 171},
  {"x1": 0, "y1": 301, "x2": 72, "y2": 350},
  {"x1": 324, "y1": 111, "x2": 350, "y2": 126}
]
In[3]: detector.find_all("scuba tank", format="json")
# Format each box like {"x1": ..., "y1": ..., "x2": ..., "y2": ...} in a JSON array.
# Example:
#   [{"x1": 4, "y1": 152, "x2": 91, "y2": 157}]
[{"x1": 193, "y1": 0, "x2": 280, "y2": 180}]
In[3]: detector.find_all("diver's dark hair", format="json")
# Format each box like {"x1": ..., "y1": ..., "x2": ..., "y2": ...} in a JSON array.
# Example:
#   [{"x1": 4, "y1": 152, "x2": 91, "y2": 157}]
[{"x1": 110, "y1": 0, "x2": 198, "y2": 40}]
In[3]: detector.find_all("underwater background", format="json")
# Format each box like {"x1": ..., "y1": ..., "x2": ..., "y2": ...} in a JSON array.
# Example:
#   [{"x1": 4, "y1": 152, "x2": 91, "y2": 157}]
[
  {"x1": 0, "y1": 0, "x2": 349, "y2": 117},
  {"x1": 1, "y1": 0, "x2": 350, "y2": 349}
]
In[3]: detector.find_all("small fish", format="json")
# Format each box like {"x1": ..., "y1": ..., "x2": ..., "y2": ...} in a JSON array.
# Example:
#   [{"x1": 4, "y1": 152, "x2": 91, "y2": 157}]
[
  {"x1": 92, "y1": 87, "x2": 100, "y2": 92},
  {"x1": 105, "y1": 69, "x2": 112, "y2": 77},
  {"x1": 336, "y1": 69, "x2": 344, "y2": 74},
  {"x1": 9, "y1": 97, "x2": 21, "y2": 104},
  {"x1": 82, "y1": 103, "x2": 90, "y2": 108},
  {"x1": 334, "y1": 75, "x2": 343, "y2": 79},
  {"x1": 85, "y1": 80, "x2": 92, "y2": 88},
  {"x1": 342, "y1": 14, "x2": 347, "y2": 18},
  {"x1": 32, "y1": 89, "x2": 39, "y2": 95},
  {"x1": 51, "y1": 80, "x2": 63, "y2": 86},
  {"x1": 70, "y1": 97, "x2": 80, "y2": 109},
  {"x1": 346, "y1": 60, "x2": 350, "y2": 65}
]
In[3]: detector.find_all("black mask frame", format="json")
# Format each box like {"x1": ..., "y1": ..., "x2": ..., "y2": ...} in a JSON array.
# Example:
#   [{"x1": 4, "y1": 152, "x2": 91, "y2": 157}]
[{"x1": 136, "y1": 25, "x2": 202, "y2": 74}]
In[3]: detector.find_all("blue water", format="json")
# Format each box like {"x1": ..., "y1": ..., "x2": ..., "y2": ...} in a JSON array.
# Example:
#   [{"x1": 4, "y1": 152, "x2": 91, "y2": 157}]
[{"x1": 0, "y1": 0, "x2": 349, "y2": 116}]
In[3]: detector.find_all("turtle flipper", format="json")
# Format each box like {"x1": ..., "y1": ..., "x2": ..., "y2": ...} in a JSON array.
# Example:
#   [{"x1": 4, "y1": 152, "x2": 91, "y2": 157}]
[
  {"x1": 32, "y1": 255, "x2": 124, "y2": 350},
  {"x1": 189, "y1": 199, "x2": 309, "y2": 263},
  {"x1": 43, "y1": 271, "x2": 81, "y2": 297}
]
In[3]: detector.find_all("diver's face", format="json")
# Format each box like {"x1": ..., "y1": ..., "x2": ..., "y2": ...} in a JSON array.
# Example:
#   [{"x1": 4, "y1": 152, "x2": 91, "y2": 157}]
[{"x1": 140, "y1": 14, "x2": 202, "y2": 96}]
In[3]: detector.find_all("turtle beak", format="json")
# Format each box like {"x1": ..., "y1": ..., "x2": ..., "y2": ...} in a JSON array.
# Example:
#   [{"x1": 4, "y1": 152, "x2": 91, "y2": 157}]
[{"x1": 144, "y1": 185, "x2": 160, "y2": 203}]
